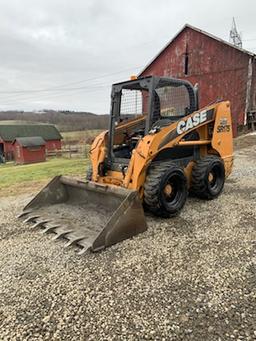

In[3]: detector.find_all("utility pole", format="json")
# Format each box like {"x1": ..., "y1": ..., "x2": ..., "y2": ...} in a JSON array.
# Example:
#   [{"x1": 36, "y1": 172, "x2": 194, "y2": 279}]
[{"x1": 229, "y1": 17, "x2": 242, "y2": 48}]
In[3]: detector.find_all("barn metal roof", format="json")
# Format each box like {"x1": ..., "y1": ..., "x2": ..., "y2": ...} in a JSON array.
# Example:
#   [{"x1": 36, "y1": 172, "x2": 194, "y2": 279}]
[
  {"x1": 139, "y1": 24, "x2": 256, "y2": 76},
  {"x1": 13, "y1": 136, "x2": 46, "y2": 147},
  {"x1": 0, "y1": 121, "x2": 62, "y2": 142}
]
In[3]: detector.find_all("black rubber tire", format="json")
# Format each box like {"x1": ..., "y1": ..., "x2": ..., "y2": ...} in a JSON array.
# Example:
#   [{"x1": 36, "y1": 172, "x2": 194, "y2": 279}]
[
  {"x1": 190, "y1": 155, "x2": 225, "y2": 200},
  {"x1": 144, "y1": 162, "x2": 188, "y2": 218},
  {"x1": 86, "y1": 166, "x2": 92, "y2": 181}
]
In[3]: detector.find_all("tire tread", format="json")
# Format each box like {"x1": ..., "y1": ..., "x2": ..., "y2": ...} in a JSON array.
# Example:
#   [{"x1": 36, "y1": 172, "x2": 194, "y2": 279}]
[
  {"x1": 144, "y1": 161, "x2": 187, "y2": 217},
  {"x1": 190, "y1": 155, "x2": 225, "y2": 199}
]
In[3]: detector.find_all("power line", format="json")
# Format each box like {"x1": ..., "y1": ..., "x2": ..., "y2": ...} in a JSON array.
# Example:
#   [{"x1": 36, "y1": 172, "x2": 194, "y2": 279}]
[
  {"x1": 0, "y1": 66, "x2": 142, "y2": 106},
  {"x1": 0, "y1": 33, "x2": 172, "y2": 98},
  {"x1": 0, "y1": 84, "x2": 110, "y2": 107},
  {"x1": 0, "y1": 82, "x2": 109, "y2": 101},
  {"x1": 0, "y1": 65, "x2": 143, "y2": 95},
  {"x1": 0, "y1": 65, "x2": 249, "y2": 107}
]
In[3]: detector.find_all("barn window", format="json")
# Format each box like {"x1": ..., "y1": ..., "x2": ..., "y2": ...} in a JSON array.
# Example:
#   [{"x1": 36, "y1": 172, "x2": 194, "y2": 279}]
[{"x1": 184, "y1": 51, "x2": 189, "y2": 75}]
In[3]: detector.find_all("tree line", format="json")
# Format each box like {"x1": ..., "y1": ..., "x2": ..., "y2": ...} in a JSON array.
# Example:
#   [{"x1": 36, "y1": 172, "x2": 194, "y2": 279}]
[{"x1": 0, "y1": 110, "x2": 109, "y2": 131}]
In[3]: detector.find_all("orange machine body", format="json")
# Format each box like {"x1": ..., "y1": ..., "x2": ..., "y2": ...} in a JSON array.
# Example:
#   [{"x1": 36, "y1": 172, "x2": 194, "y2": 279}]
[{"x1": 90, "y1": 100, "x2": 233, "y2": 198}]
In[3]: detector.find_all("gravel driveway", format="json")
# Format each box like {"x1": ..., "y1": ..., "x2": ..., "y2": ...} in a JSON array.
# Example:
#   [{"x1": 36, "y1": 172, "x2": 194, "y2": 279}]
[{"x1": 0, "y1": 142, "x2": 255, "y2": 340}]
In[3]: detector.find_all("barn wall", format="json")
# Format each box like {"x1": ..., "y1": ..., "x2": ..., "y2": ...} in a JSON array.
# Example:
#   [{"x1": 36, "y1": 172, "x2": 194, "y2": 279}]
[
  {"x1": 22, "y1": 146, "x2": 46, "y2": 164},
  {"x1": 250, "y1": 58, "x2": 256, "y2": 112},
  {"x1": 13, "y1": 143, "x2": 24, "y2": 164},
  {"x1": 45, "y1": 140, "x2": 61, "y2": 151},
  {"x1": 3, "y1": 141, "x2": 14, "y2": 160},
  {"x1": 2, "y1": 139, "x2": 61, "y2": 160},
  {"x1": 140, "y1": 27, "x2": 251, "y2": 136},
  {"x1": 14, "y1": 143, "x2": 46, "y2": 165}
]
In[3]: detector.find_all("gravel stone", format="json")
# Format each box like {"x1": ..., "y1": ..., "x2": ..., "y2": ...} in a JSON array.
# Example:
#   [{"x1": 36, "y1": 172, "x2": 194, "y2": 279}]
[{"x1": 0, "y1": 138, "x2": 255, "y2": 340}]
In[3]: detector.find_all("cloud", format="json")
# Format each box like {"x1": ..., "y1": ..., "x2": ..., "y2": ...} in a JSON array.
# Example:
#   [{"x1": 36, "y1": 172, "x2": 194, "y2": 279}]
[{"x1": 0, "y1": 0, "x2": 255, "y2": 113}]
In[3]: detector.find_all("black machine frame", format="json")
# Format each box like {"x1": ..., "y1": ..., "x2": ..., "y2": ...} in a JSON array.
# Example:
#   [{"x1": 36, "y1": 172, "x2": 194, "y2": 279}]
[{"x1": 107, "y1": 76, "x2": 198, "y2": 169}]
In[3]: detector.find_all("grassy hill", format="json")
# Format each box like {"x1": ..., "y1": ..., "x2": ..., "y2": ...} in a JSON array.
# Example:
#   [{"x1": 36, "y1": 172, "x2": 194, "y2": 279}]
[{"x1": 0, "y1": 110, "x2": 109, "y2": 131}]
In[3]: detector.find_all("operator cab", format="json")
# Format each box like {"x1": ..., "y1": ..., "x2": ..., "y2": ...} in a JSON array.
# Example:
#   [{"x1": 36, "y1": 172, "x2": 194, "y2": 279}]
[{"x1": 107, "y1": 76, "x2": 198, "y2": 167}]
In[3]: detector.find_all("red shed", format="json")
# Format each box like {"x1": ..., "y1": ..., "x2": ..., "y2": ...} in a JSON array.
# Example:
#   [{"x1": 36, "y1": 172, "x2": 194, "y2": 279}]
[
  {"x1": 13, "y1": 136, "x2": 46, "y2": 165},
  {"x1": 139, "y1": 24, "x2": 256, "y2": 136},
  {"x1": 0, "y1": 121, "x2": 62, "y2": 161}
]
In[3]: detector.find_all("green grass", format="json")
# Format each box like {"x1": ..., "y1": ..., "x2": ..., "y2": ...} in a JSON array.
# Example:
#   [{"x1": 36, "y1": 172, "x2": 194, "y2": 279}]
[
  {"x1": 61, "y1": 129, "x2": 102, "y2": 142},
  {"x1": 0, "y1": 129, "x2": 102, "y2": 193},
  {"x1": 0, "y1": 158, "x2": 89, "y2": 189}
]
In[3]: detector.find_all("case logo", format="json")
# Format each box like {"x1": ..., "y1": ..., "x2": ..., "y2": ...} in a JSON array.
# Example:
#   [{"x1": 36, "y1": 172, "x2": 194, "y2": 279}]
[{"x1": 177, "y1": 110, "x2": 207, "y2": 135}]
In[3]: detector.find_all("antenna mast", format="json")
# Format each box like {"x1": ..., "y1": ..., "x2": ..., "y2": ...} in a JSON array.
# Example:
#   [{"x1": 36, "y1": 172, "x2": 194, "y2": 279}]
[{"x1": 229, "y1": 17, "x2": 242, "y2": 48}]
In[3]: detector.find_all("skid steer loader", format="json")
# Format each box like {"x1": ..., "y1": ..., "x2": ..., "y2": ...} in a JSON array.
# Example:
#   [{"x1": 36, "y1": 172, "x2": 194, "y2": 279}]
[{"x1": 19, "y1": 76, "x2": 233, "y2": 253}]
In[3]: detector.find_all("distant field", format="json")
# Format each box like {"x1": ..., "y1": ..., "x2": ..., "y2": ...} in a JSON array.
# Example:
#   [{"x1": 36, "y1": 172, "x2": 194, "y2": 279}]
[
  {"x1": 61, "y1": 129, "x2": 102, "y2": 144},
  {"x1": 0, "y1": 158, "x2": 89, "y2": 196}
]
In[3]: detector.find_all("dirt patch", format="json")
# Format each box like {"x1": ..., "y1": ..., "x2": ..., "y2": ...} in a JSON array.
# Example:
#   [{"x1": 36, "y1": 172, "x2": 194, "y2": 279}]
[
  {"x1": 0, "y1": 180, "x2": 48, "y2": 198},
  {"x1": 234, "y1": 132, "x2": 256, "y2": 150}
]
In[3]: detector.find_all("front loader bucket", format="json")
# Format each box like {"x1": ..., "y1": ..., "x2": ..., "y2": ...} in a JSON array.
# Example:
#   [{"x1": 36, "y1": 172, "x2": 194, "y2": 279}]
[{"x1": 19, "y1": 176, "x2": 147, "y2": 254}]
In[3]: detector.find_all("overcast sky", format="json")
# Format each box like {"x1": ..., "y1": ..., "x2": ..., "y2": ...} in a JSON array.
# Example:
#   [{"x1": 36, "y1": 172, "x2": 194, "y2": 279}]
[{"x1": 0, "y1": 0, "x2": 255, "y2": 113}]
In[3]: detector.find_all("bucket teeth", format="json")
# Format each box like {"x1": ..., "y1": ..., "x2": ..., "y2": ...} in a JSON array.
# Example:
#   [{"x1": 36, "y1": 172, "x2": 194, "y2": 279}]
[
  {"x1": 77, "y1": 246, "x2": 90, "y2": 255},
  {"x1": 17, "y1": 210, "x2": 32, "y2": 218},
  {"x1": 52, "y1": 229, "x2": 73, "y2": 241},
  {"x1": 64, "y1": 237, "x2": 85, "y2": 248},
  {"x1": 32, "y1": 220, "x2": 49, "y2": 229},
  {"x1": 24, "y1": 215, "x2": 40, "y2": 223},
  {"x1": 41, "y1": 225, "x2": 60, "y2": 234},
  {"x1": 18, "y1": 175, "x2": 148, "y2": 254}
]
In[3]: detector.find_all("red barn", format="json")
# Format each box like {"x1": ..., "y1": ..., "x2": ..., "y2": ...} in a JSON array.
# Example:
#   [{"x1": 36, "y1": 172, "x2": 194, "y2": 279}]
[
  {"x1": 0, "y1": 121, "x2": 62, "y2": 160},
  {"x1": 139, "y1": 24, "x2": 256, "y2": 136},
  {"x1": 13, "y1": 137, "x2": 46, "y2": 165}
]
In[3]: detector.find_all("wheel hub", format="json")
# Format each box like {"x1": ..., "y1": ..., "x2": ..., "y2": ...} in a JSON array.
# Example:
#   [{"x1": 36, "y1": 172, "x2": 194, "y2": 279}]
[
  {"x1": 164, "y1": 184, "x2": 173, "y2": 196},
  {"x1": 208, "y1": 172, "x2": 214, "y2": 183}
]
